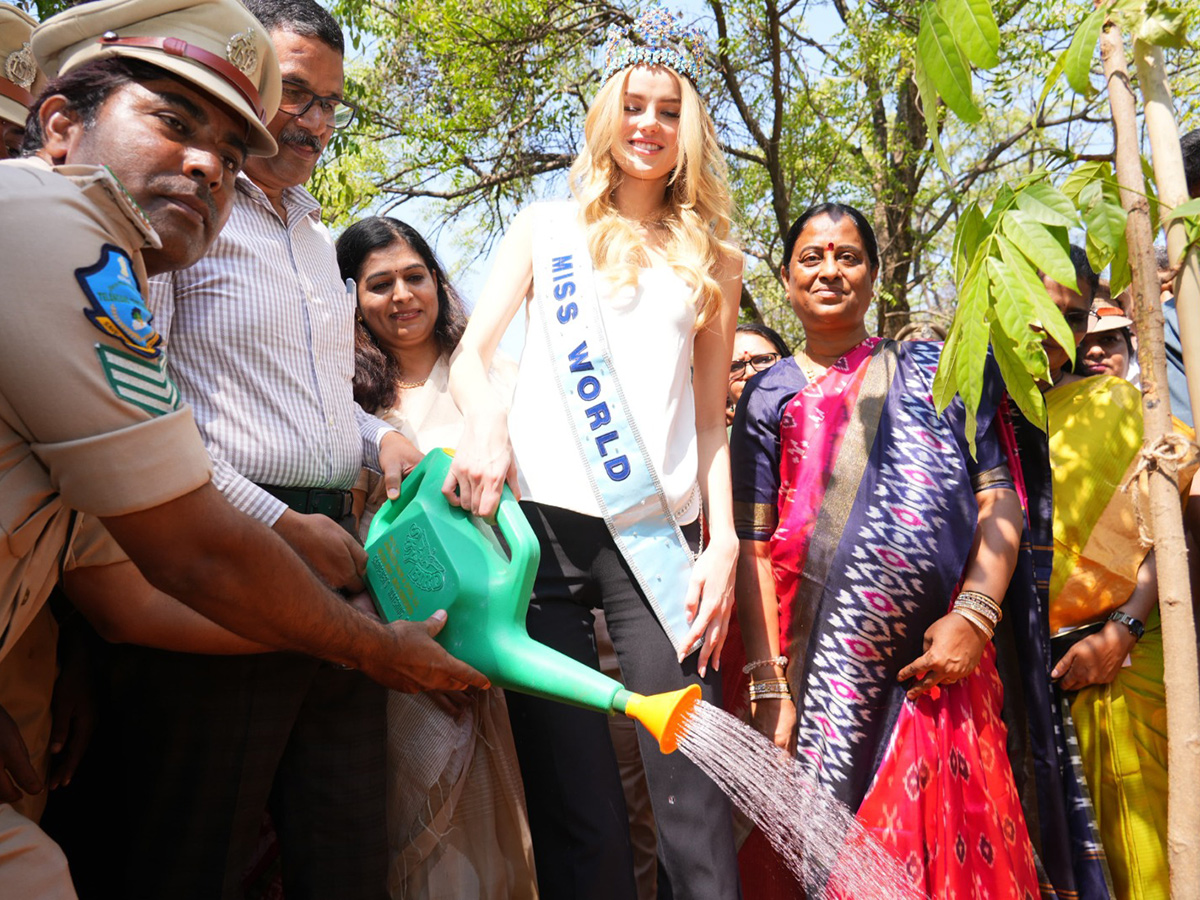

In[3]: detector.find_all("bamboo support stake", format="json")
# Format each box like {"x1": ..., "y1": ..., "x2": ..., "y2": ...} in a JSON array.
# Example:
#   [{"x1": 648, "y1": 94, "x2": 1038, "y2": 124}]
[
  {"x1": 1134, "y1": 38, "x2": 1200, "y2": 431},
  {"x1": 1103, "y1": 24, "x2": 1200, "y2": 897}
]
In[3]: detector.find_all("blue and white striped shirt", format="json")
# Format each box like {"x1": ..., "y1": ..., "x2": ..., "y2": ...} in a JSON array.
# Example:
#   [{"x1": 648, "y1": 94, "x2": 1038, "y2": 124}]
[{"x1": 148, "y1": 174, "x2": 391, "y2": 525}]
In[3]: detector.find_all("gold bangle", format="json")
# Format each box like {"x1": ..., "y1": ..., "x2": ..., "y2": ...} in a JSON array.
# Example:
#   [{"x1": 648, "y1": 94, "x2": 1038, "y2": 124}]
[
  {"x1": 953, "y1": 607, "x2": 994, "y2": 639},
  {"x1": 957, "y1": 590, "x2": 1001, "y2": 618},
  {"x1": 748, "y1": 677, "x2": 789, "y2": 688},
  {"x1": 954, "y1": 595, "x2": 1001, "y2": 627}
]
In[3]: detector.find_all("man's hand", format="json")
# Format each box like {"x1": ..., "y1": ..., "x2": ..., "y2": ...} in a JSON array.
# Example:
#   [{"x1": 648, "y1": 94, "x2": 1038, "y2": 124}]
[
  {"x1": 273, "y1": 509, "x2": 366, "y2": 591},
  {"x1": 0, "y1": 703, "x2": 42, "y2": 804},
  {"x1": 379, "y1": 431, "x2": 423, "y2": 502},
  {"x1": 359, "y1": 610, "x2": 491, "y2": 694},
  {"x1": 47, "y1": 630, "x2": 97, "y2": 790}
]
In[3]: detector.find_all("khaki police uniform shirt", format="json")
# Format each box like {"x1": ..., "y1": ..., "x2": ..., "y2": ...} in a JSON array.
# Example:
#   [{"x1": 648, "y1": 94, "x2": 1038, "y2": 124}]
[{"x1": 0, "y1": 157, "x2": 213, "y2": 661}]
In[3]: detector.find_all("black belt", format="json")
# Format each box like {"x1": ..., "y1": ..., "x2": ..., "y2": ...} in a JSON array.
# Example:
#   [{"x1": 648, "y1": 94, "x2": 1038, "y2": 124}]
[{"x1": 258, "y1": 484, "x2": 353, "y2": 520}]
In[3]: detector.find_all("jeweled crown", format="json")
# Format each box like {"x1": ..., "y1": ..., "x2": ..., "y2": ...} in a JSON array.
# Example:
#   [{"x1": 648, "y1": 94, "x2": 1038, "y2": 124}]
[{"x1": 601, "y1": 6, "x2": 705, "y2": 85}]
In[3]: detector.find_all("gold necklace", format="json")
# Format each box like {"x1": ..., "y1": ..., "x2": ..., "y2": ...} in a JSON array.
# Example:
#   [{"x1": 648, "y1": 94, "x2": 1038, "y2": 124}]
[
  {"x1": 397, "y1": 377, "x2": 427, "y2": 389},
  {"x1": 796, "y1": 349, "x2": 823, "y2": 385}
]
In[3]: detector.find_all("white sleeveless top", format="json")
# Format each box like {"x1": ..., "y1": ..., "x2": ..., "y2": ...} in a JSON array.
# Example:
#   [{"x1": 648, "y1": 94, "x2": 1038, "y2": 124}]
[{"x1": 509, "y1": 265, "x2": 700, "y2": 523}]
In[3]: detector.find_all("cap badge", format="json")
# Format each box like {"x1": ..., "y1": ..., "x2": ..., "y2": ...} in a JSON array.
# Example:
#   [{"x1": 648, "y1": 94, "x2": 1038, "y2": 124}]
[
  {"x1": 4, "y1": 41, "x2": 37, "y2": 91},
  {"x1": 225, "y1": 28, "x2": 257, "y2": 77}
]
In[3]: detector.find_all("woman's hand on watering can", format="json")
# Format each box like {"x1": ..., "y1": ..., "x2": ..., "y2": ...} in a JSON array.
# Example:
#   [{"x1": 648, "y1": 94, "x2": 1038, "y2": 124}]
[
  {"x1": 443, "y1": 407, "x2": 519, "y2": 518},
  {"x1": 372, "y1": 611, "x2": 492, "y2": 694},
  {"x1": 379, "y1": 431, "x2": 423, "y2": 501},
  {"x1": 679, "y1": 533, "x2": 739, "y2": 678}
]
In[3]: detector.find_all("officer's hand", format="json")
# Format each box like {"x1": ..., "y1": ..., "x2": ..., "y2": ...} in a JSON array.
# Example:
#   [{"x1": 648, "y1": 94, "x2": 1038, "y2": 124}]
[
  {"x1": 362, "y1": 611, "x2": 491, "y2": 694},
  {"x1": 47, "y1": 635, "x2": 97, "y2": 790},
  {"x1": 379, "y1": 431, "x2": 423, "y2": 502},
  {"x1": 0, "y1": 702, "x2": 42, "y2": 804},
  {"x1": 274, "y1": 509, "x2": 366, "y2": 592}
]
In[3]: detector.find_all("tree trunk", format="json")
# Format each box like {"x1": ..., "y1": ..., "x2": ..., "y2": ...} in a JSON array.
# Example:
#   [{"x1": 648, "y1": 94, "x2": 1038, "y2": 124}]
[
  {"x1": 1134, "y1": 39, "x2": 1200, "y2": 430},
  {"x1": 1102, "y1": 25, "x2": 1200, "y2": 898},
  {"x1": 871, "y1": 77, "x2": 923, "y2": 338}
]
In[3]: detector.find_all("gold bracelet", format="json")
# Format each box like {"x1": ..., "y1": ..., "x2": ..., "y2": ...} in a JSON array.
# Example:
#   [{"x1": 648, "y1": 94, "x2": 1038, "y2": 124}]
[
  {"x1": 749, "y1": 691, "x2": 792, "y2": 701},
  {"x1": 954, "y1": 596, "x2": 1000, "y2": 627},
  {"x1": 952, "y1": 607, "x2": 994, "y2": 640},
  {"x1": 749, "y1": 684, "x2": 790, "y2": 697},
  {"x1": 748, "y1": 677, "x2": 789, "y2": 688},
  {"x1": 957, "y1": 590, "x2": 1001, "y2": 621}
]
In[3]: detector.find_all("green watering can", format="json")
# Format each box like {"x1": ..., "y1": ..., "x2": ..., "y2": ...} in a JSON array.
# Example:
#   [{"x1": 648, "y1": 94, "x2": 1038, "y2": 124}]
[{"x1": 364, "y1": 448, "x2": 697, "y2": 753}]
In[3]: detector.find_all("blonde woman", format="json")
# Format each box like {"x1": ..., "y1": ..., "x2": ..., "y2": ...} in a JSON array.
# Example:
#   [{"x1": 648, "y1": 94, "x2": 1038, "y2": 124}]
[{"x1": 444, "y1": 8, "x2": 742, "y2": 897}]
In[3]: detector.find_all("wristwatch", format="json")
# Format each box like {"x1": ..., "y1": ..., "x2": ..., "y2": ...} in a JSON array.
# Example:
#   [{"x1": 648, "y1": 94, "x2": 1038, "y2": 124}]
[{"x1": 1107, "y1": 610, "x2": 1145, "y2": 640}]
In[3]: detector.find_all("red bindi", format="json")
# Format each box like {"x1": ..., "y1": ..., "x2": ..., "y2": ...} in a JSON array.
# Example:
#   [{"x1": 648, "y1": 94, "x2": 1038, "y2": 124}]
[{"x1": 826, "y1": 242, "x2": 835, "y2": 253}]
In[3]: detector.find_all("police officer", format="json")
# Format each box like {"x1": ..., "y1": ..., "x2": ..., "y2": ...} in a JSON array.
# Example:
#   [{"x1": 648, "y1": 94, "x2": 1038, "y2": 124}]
[
  {"x1": 0, "y1": 0, "x2": 485, "y2": 892},
  {"x1": 0, "y1": 3, "x2": 42, "y2": 157}
]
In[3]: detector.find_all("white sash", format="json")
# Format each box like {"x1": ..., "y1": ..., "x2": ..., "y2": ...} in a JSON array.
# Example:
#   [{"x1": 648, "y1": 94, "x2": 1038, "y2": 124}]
[{"x1": 531, "y1": 202, "x2": 701, "y2": 655}]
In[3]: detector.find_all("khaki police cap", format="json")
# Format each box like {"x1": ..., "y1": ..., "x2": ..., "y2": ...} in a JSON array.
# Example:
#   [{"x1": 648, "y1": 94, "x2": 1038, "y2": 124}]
[
  {"x1": 32, "y1": 0, "x2": 280, "y2": 156},
  {"x1": 0, "y1": 3, "x2": 44, "y2": 128}
]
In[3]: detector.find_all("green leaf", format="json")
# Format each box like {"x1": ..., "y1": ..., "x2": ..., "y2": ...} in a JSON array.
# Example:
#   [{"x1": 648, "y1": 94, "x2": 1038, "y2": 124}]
[
  {"x1": 1061, "y1": 161, "x2": 1113, "y2": 204},
  {"x1": 1014, "y1": 181, "x2": 1079, "y2": 228},
  {"x1": 913, "y1": 53, "x2": 952, "y2": 175},
  {"x1": 932, "y1": 322, "x2": 961, "y2": 413},
  {"x1": 953, "y1": 201, "x2": 987, "y2": 283},
  {"x1": 1109, "y1": 237, "x2": 1132, "y2": 297},
  {"x1": 990, "y1": 318, "x2": 1047, "y2": 430},
  {"x1": 934, "y1": 253, "x2": 988, "y2": 413},
  {"x1": 1035, "y1": 50, "x2": 1070, "y2": 120},
  {"x1": 1138, "y1": 3, "x2": 1188, "y2": 49},
  {"x1": 1064, "y1": 7, "x2": 1105, "y2": 96},
  {"x1": 916, "y1": 5, "x2": 981, "y2": 124},
  {"x1": 937, "y1": 0, "x2": 1000, "y2": 68},
  {"x1": 984, "y1": 186, "x2": 1018, "y2": 231},
  {"x1": 1140, "y1": 156, "x2": 1161, "y2": 229},
  {"x1": 986, "y1": 255, "x2": 1046, "y2": 371},
  {"x1": 1000, "y1": 210, "x2": 1078, "y2": 288},
  {"x1": 993, "y1": 237, "x2": 1075, "y2": 372},
  {"x1": 1080, "y1": 189, "x2": 1128, "y2": 269},
  {"x1": 954, "y1": 274, "x2": 991, "y2": 453},
  {"x1": 1167, "y1": 197, "x2": 1200, "y2": 222}
]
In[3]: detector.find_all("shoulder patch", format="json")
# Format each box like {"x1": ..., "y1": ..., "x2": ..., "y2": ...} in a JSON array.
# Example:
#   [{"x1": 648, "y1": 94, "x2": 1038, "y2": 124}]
[
  {"x1": 76, "y1": 244, "x2": 162, "y2": 359},
  {"x1": 95, "y1": 344, "x2": 181, "y2": 417}
]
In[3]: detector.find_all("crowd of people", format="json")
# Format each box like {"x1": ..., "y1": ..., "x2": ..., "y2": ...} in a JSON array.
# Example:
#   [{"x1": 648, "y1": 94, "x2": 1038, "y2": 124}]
[{"x1": 1, "y1": 0, "x2": 1198, "y2": 898}]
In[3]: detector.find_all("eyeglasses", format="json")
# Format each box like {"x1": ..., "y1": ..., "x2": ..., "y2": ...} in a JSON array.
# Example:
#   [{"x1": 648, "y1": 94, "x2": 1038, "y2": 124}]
[
  {"x1": 729, "y1": 353, "x2": 781, "y2": 378},
  {"x1": 278, "y1": 80, "x2": 357, "y2": 130}
]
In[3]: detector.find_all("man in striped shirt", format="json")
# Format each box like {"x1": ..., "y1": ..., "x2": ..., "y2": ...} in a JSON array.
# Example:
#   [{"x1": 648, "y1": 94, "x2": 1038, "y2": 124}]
[{"x1": 99, "y1": 1, "x2": 427, "y2": 896}]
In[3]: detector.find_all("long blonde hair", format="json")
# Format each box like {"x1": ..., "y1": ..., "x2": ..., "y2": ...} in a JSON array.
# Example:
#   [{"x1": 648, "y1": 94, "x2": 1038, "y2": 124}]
[{"x1": 569, "y1": 65, "x2": 736, "y2": 329}]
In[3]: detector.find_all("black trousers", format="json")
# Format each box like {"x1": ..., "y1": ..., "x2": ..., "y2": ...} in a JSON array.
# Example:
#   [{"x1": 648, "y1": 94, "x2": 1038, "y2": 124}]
[
  {"x1": 508, "y1": 502, "x2": 741, "y2": 900},
  {"x1": 107, "y1": 648, "x2": 387, "y2": 900}
]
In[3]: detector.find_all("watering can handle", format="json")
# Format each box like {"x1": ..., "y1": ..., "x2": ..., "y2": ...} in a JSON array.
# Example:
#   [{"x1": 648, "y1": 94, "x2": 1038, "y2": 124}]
[
  {"x1": 494, "y1": 490, "x2": 541, "y2": 572},
  {"x1": 365, "y1": 447, "x2": 441, "y2": 539}
]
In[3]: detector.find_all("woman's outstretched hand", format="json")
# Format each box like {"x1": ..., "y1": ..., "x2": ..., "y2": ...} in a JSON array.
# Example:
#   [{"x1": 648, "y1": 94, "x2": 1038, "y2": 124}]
[
  {"x1": 680, "y1": 533, "x2": 739, "y2": 677},
  {"x1": 897, "y1": 612, "x2": 989, "y2": 700},
  {"x1": 442, "y1": 408, "x2": 519, "y2": 518}
]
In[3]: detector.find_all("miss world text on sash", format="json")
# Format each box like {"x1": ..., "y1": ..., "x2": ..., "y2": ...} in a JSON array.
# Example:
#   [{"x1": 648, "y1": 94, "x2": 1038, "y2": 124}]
[{"x1": 534, "y1": 203, "x2": 701, "y2": 655}]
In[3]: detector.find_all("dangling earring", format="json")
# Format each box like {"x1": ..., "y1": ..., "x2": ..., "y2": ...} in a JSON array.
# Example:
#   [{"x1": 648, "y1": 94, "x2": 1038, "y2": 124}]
[{"x1": 355, "y1": 309, "x2": 364, "y2": 322}]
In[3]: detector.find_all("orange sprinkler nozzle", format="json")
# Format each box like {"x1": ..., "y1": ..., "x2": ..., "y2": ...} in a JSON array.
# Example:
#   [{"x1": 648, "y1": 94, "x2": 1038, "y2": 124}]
[{"x1": 620, "y1": 684, "x2": 701, "y2": 754}]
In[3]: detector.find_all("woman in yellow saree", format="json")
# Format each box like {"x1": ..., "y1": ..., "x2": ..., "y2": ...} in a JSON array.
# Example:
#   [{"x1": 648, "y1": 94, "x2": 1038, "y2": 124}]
[{"x1": 1040, "y1": 261, "x2": 1193, "y2": 900}]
